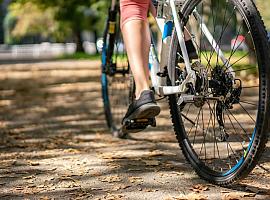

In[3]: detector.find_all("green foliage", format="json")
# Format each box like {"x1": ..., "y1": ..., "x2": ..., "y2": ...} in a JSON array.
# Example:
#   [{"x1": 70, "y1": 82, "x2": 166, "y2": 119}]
[
  {"x1": 12, "y1": 0, "x2": 108, "y2": 34},
  {"x1": 8, "y1": 2, "x2": 70, "y2": 42},
  {"x1": 7, "y1": 0, "x2": 108, "y2": 50},
  {"x1": 58, "y1": 52, "x2": 100, "y2": 60}
]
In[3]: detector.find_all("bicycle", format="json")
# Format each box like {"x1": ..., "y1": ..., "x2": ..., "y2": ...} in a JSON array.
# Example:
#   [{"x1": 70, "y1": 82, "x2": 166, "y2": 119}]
[{"x1": 101, "y1": 0, "x2": 270, "y2": 185}]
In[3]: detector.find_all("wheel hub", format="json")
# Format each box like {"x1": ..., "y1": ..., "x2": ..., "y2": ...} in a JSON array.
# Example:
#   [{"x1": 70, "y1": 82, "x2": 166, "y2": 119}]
[
  {"x1": 192, "y1": 61, "x2": 208, "y2": 95},
  {"x1": 211, "y1": 66, "x2": 233, "y2": 98}
]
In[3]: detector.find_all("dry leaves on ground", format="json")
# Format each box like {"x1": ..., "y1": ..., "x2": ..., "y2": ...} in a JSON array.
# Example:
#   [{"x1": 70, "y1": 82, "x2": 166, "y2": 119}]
[
  {"x1": 165, "y1": 193, "x2": 208, "y2": 200},
  {"x1": 190, "y1": 184, "x2": 209, "y2": 193},
  {"x1": 28, "y1": 161, "x2": 40, "y2": 166},
  {"x1": 23, "y1": 175, "x2": 35, "y2": 180},
  {"x1": 112, "y1": 184, "x2": 131, "y2": 191},
  {"x1": 100, "y1": 175, "x2": 122, "y2": 183},
  {"x1": 221, "y1": 192, "x2": 256, "y2": 200},
  {"x1": 128, "y1": 176, "x2": 144, "y2": 184},
  {"x1": 245, "y1": 185, "x2": 270, "y2": 195},
  {"x1": 143, "y1": 188, "x2": 159, "y2": 192},
  {"x1": 96, "y1": 194, "x2": 125, "y2": 200},
  {"x1": 143, "y1": 160, "x2": 160, "y2": 166}
]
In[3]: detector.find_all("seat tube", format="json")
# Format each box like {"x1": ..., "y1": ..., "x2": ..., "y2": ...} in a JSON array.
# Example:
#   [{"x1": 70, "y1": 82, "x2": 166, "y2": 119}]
[
  {"x1": 160, "y1": 20, "x2": 174, "y2": 85},
  {"x1": 111, "y1": 0, "x2": 117, "y2": 11}
]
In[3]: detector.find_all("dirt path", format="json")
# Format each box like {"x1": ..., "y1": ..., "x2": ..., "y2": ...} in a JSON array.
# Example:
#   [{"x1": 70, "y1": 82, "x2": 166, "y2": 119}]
[{"x1": 0, "y1": 61, "x2": 269, "y2": 200}]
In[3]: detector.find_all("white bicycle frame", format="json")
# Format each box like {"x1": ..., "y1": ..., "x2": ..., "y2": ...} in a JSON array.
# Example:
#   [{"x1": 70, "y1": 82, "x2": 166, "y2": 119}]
[{"x1": 149, "y1": 0, "x2": 235, "y2": 103}]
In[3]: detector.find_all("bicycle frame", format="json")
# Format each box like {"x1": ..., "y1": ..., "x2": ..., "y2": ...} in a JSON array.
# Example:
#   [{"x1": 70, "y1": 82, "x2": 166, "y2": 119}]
[{"x1": 149, "y1": 0, "x2": 235, "y2": 99}]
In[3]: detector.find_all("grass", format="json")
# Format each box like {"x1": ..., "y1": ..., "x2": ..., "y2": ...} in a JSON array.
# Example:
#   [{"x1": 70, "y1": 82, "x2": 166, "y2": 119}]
[
  {"x1": 199, "y1": 50, "x2": 258, "y2": 76},
  {"x1": 58, "y1": 51, "x2": 257, "y2": 76},
  {"x1": 58, "y1": 52, "x2": 101, "y2": 60}
]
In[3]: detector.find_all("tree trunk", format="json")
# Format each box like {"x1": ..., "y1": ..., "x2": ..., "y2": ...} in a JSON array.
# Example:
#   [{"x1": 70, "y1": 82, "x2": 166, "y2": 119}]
[
  {"x1": 94, "y1": 30, "x2": 98, "y2": 53},
  {"x1": 75, "y1": 30, "x2": 84, "y2": 53}
]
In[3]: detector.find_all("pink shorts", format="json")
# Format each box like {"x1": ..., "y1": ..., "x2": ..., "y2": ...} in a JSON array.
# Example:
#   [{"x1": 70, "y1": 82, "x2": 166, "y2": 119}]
[{"x1": 120, "y1": 0, "x2": 155, "y2": 28}]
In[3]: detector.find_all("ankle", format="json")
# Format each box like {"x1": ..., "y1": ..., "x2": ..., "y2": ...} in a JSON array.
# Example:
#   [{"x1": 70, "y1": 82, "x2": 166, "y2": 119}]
[{"x1": 135, "y1": 88, "x2": 150, "y2": 100}]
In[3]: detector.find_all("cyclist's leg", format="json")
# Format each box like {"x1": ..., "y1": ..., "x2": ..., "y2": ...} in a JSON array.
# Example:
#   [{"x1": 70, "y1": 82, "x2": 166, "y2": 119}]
[
  {"x1": 122, "y1": 20, "x2": 150, "y2": 99},
  {"x1": 120, "y1": 0, "x2": 160, "y2": 122},
  {"x1": 120, "y1": 0, "x2": 150, "y2": 99}
]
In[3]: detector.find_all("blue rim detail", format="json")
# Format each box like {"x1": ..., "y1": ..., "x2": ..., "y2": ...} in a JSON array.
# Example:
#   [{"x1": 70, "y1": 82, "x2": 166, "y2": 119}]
[
  {"x1": 223, "y1": 128, "x2": 256, "y2": 176},
  {"x1": 162, "y1": 21, "x2": 173, "y2": 40},
  {"x1": 246, "y1": 127, "x2": 256, "y2": 154},
  {"x1": 101, "y1": 46, "x2": 107, "y2": 66},
  {"x1": 101, "y1": 73, "x2": 109, "y2": 104},
  {"x1": 101, "y1": 42, "x2": 109, "y2": 104},
  {"x1": 223, "y1": 157, "x2": 244, "y2": 176}
]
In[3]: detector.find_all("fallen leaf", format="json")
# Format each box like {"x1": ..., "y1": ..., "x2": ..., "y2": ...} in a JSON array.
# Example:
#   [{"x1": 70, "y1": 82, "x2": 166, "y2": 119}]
[
  {"x1": 143, "y1": 188, "x2": 158, "y2": 192},
  {"x1": 29, "y1": 161, "x2": 40, "y2": 166},
  {"x1": 64, "y1": 149, "x2": 81, "y2": 153},
  {"x1": 27, "y1": 185, "x2": 37, "y2": 188},
  {"x1": 91, "y1": 187, "x2": 103, "y2": 191},
  {"x1": 91, "y1": 172, "x2": 102, "y2": 176},
  {"x1": 166, "y1": 193, "x2": 208, "y2": 200},
  {"x1": 12, "y1": 160, "x2": 28, "y2": 166},
  {"x1": 15, "y1": 186, "x2": 24, "y2": 191},
  {"x1": 112, "y1": 184, "x2": 131, "y2": 191},
  {"x1": 172, "y1": 172, "x2": 184, "y2": 176},
  {"x1": 222, "y1": 192, "x2": 246, "y2": 200},
  {"x1": 149, "y1": 150, "x2": 164, "y2": 157},
  {"x1": 243, "y1": 193, "x2": 256, "y2": 197},
  {"x1": 128, "y1": 177, "x2": 143, "y2": 184},
  {"x1": 47, "y1": 168, "x2": 57, "y2": 172},
  {"x1": 190, "y1": 184, "x2": 209, "y2": 193},
  {"x1": 220, "y1": 191, "x2": 230, "y2": 193},
  {"x1": 186, "y1": 193, "x2": 208, "y2": 200},
  {"x1": 97, "y1": 194, "x2": 125, "y2": 200},
  {"x1": 59, "y1": 176, "x2": 80, "y2": 184},
  {"x1": 40, "y1": 196, "x2": 51, "y2": 200},
  {"x1": 143, "y1": 160, "x2": 160, "y2": 166},
  {"x1": 23, "y1": 175, "x2": 35, "y2": 180},
  {"x1": 165, "y1": 194, "x2": 188, "y2": 200},
  {"x1": 100, "y1": 175, "x2": 122, "y2": 183}
]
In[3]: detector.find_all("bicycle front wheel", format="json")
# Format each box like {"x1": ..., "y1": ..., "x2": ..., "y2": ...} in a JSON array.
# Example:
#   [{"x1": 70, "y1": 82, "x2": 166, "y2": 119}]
[
  {"x1": 101, "y1": 5, "x2": 134, "y2": 138},
  {"x1": 168, "y1": 0, "x2": 270, "y2": 185}
]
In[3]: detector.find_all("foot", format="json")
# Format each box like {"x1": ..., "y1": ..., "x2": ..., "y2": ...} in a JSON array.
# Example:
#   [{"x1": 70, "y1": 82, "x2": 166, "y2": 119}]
[{"x1": 122, "y1": 90, "x2": 160, "y2": 124}]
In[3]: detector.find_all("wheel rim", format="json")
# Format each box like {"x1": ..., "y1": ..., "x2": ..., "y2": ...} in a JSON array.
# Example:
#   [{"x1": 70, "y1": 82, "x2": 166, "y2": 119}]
[{"x1": 175, "y1": 0, "x2": 262, "y2": 175}]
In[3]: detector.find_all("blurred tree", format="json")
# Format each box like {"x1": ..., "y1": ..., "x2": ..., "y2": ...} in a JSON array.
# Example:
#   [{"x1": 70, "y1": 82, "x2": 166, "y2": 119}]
[
  {"x1": 8, "y1": 2, "x2": 71, "y2": 43},
  {"x1": 11, "y1": 0, "x2": 108, "y2": 51}
]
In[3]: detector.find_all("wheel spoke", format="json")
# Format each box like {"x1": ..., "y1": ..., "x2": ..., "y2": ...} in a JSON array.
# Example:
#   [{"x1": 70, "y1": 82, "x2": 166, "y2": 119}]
[{"x1": 170, "y1": 0, "x2": 263, "y2": 178}]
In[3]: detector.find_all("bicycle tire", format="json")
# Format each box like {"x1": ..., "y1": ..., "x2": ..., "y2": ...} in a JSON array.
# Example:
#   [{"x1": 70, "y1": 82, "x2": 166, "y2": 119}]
[
  {"x1": 101, "y1": 4, "x2": 134, "y2": 138},
  {"x1": 168, "y1": 0, "x2": 270, "y2": 185}
]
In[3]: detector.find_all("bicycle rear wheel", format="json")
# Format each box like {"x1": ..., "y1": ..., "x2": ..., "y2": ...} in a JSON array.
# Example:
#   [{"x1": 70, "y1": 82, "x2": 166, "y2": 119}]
[
  {"x1": 168, "y1": 0, "x2": 270, "y2": 185},
  {"x1": 101, "y1": 4, "x2": 134, "y2": 138}
]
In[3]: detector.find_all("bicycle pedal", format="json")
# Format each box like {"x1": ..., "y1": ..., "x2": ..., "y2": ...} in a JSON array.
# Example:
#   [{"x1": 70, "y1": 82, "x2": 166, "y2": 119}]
[{"x1": 122, "y1": 118, "x2": 156, "y2": 133}]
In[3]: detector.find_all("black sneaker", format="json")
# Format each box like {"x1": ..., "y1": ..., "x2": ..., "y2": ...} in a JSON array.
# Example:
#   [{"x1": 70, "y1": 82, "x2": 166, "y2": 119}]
[{"x1": 122, "y1": 90, "x2": 160, "y2": 124}]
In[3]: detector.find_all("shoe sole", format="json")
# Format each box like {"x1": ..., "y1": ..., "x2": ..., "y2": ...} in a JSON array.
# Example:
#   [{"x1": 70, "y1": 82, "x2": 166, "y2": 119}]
[
  {"x1": 125, "y1": 103, "x2": 161, "y2": 121},
  {"x1": 121, "y1": 104, "x2": 160, "y2": 134}
]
